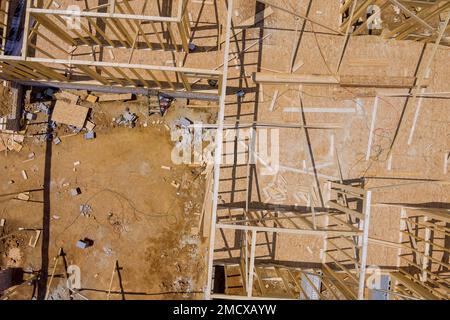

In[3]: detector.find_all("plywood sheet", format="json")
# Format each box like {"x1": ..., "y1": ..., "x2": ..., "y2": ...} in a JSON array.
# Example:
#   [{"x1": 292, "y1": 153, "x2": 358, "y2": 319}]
[{"x1": 51, "y1": 101, "x2": 89, "y2": 128}]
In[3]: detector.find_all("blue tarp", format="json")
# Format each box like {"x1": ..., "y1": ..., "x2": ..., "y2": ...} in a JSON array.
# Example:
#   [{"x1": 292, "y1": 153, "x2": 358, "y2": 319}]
[{"x1": 4, "y1": 0, "x2": 26, "y2": 56}]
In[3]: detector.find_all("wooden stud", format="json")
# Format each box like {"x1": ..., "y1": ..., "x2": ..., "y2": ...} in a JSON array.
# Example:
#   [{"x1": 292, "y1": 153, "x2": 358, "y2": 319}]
[
  {"x1": 77, "y1": 65, "x2": 111, "y2": 85},
  {"x1": 130, "y1": 68, "x2": 151, "y2": 88},
  {"x1": 104, "y1": 19, "x2": 129, "y2": 47},
  {"x1": 166, "y1": 23, "x2": 179, "y2": 51},
  {"x1": 161, "y1": 70, "x2": 176, "y2": 89},
  {"x1": 114, "y1": 67, "x2": 137, "y2": 86},
  {"x1": 144, "y1": 69, "x2": 162, "y2": 88},
  {"x1": 87, "y1": 17, "x2": 115, "y2": 47},
  {"x1": 31, "y1": 13, "x2": 76, "y2": 46}
]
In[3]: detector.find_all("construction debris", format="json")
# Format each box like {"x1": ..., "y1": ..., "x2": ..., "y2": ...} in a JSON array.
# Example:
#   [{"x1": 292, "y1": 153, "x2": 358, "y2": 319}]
[
  {"x1": 28, "y1": 230, "x2": 41, "y2": 248},
  {"x1": 85, "y1": 95, "x2": 99, "y2": 103},
  {"x1": 17, "y1": 192, "x2": 30, "y2": 201},
  {"x1": 115, "y1": 109, "x2": 138, "y2": 127},
  {"x1": 84, "y1": 131, "x2": 96, "y2": 140},
  {"x1": 80, "y1": 204, "x2": 92, "y2": 217},
  {"x1": 70, "y1": 188, "x2": 81, "y2": 197},
  {"x1": 55, "y1": 91, "x2": 80, "y2": 105},
  {"x1": 76, "y1": 238, "x2": 94, "y2": 249},
  {"x1": 98, "y1": 93, "x2": 133, "y2": 102}
]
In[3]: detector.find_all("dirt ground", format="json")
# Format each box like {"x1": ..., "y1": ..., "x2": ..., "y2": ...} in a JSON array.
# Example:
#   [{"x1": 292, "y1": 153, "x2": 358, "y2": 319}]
[{"x1": 0, "y1": 99, "x2": 212, "y2": 299}]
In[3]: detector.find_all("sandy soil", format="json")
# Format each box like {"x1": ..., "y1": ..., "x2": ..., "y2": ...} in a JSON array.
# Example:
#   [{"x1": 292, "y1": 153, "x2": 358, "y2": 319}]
[{"x1": 1, "y1": 120, "x2": 208, "y2": 299}]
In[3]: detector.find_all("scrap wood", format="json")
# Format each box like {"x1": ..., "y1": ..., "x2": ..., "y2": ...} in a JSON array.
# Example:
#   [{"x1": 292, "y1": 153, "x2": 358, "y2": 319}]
[
  {"x1": 28, "y1": 230, "x2": 41, "y2": 248},
  {"x1": 1, "y1": 133, "x2": 24, "y2": 152},
  {"x1": 98, "y1": 93, "x2": 133, "y2": 102},
  {"x1": 107, "y1": 261, "x2": 118, "y2": 300},
  {"x1": 55, "y1": 91, "x2": 80, "y2": 105},
  {"x1": 85, "y1": 94, "x2": 98, "y2": 103},
  {"x1": 17, "y1": 192, "x2": 30, "y2": 201},
  {"x1": 85, "y1": 120, "x2": 96, "y2": 132},
  {"x1": 200, "y1": 166, "x2": 214, "y2": 237}
]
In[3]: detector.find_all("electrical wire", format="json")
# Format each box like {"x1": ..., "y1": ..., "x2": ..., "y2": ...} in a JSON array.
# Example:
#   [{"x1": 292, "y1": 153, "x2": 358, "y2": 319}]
[{"x1": 52, "y1": 188, "x2": 178, "y2": 249}]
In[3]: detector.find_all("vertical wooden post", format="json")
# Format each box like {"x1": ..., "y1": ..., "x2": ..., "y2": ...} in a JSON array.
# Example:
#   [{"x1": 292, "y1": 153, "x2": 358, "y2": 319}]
[{"x1": 21, "y1": 0, "x2": 32, "y2": 58}]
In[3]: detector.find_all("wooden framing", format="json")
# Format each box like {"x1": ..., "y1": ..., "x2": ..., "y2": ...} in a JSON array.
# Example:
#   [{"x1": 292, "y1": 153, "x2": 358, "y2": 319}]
[
  {"x1": 207, "y1": 178, "x2": 373, "y2": 300},
  {"x1": 393, "y1": 208, "x2": 449, "y2": 299},
  {"x1": 25, "y1": 1, "x2": 191, "y2": 52},
  {"x1": 367, "y1": 201, "x2": 450, "y2": 300},
  {"x1": 339, "y1": 0, "x2": 450, "y2": 45},
  {"x1": 252, "y1": 72, "x2": 430, "y2": 88},
  {"x1": 0, "y1": 0, "x2": 10, "y2": 54},
  {"x1": 0, "y1": 0, "x2": 223, "y2": 95},
  {"x1": 322, "y1": 181, "x2": 372, "y2": 300},
  {"x1": 0, "y1": 56, "x2": 222, "y2": 93}
]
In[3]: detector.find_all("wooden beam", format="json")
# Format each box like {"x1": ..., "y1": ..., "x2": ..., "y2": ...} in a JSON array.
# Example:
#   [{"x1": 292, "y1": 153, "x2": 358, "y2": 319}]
[
  {"x1": 31, "y1": 13, "x2": 76, "y2": 46},
  {"x1": 28, "y1": 8, "x2": 179, "y2": 23},
  {"x1": 205, "y1": 0, "x2": 234, "y2": 300},
  {"x1": 252, "y1": 73, "x2": 429, "y2": 88},
  {"x1": 0, "y1": 56, "x2": 222, "y2": 77},
  {"x1": 216, "y1": 222, "x2": 361, "y2": 237},
  {"x1": 390, "y1": 271, "x2": 441, "y2": 300}
]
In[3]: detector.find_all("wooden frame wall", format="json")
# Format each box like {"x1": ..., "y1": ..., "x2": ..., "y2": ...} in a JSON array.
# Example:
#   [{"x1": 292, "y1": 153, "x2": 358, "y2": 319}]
[
  {"x1": 322, "y1": 181, "x2": 372, "y2": 300},
  {"x1": 0, "y1": 0, "x2": 223, "y2": 94},
  {"x1": 0, "y1": 55, "x2": 222, "y2": 92},
  {"x1": 25, "y1": 0, "x2": 191, "y2": 55},
  {"x1": 0, "y1": 0, "x2": 10, "y2": 54},
  {"x1": 391, "y1": 207, "x2": 449, "y2": 300},
  {"x1": 207, "y1": 180, "x2": 372, "y2": 300}
]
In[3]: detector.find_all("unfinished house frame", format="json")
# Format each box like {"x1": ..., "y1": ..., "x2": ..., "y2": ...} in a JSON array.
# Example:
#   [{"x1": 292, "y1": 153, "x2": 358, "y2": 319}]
[
  {"x1": 373, "y1": 204, "x2": 450, "y2": 300},
  {"x1": 340, "y1": 0, "x2": 450, "y2": 44},
  {"x1": 0, "y1": 0, "x2": 448, "y2": 301},
  {"x1": 0, "y1": 0, "x2": 223, "y2": 99},
  {"x1": 206, "y1": 175, "x2": 449, "y2": 300},
  {"x1": 203, "y1": 0, "x2": 450, "y2": 300},
  {"x1": 206, "y1": 175, "x2": 373, "y2": 300}
]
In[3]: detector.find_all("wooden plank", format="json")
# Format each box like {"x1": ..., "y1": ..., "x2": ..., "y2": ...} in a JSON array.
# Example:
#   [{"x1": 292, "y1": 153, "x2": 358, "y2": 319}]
[
  {"x1": 253, "y1": 73, "x2": 339, "y2": 85},
  {"x1": 31, "y1": 13, "x2": 76, "y2": 46},
  {"x1": 327, "y1": 200, "x2": 365, "y2": 220},
  {"x1": 45, "y1": 248, "x2": 63, "y2": 300},
  {"x1": 247, "y1": 230, "x2": 257, "y2": 297},
  {"x1": 28, "y1": 8, "x2": 180, "y2": 23},
  {"x1": 252, "y1": 72, "x2": 429, "y2": 88},
  {"x1": 87, "y1": 17, "x2": 115, "y2": 47},
  {"x1": 77, "y1": 65, "x2": 111, "y2": 85},
  {"x1": 216, "y1": 223, "x2": 361, "y2": 237},
  {"x1": 321, "y1": 263, "x2": 357, "y2": 300},
  {"x1": 98, "y1": 93, "x2": 133, "y2": 102},
  {"x1": 390, "y1": 271, "x2": 440, "y2": 300},
  {"x1": 0, "y1": 56, "x2": 222, "y2": 76}
]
